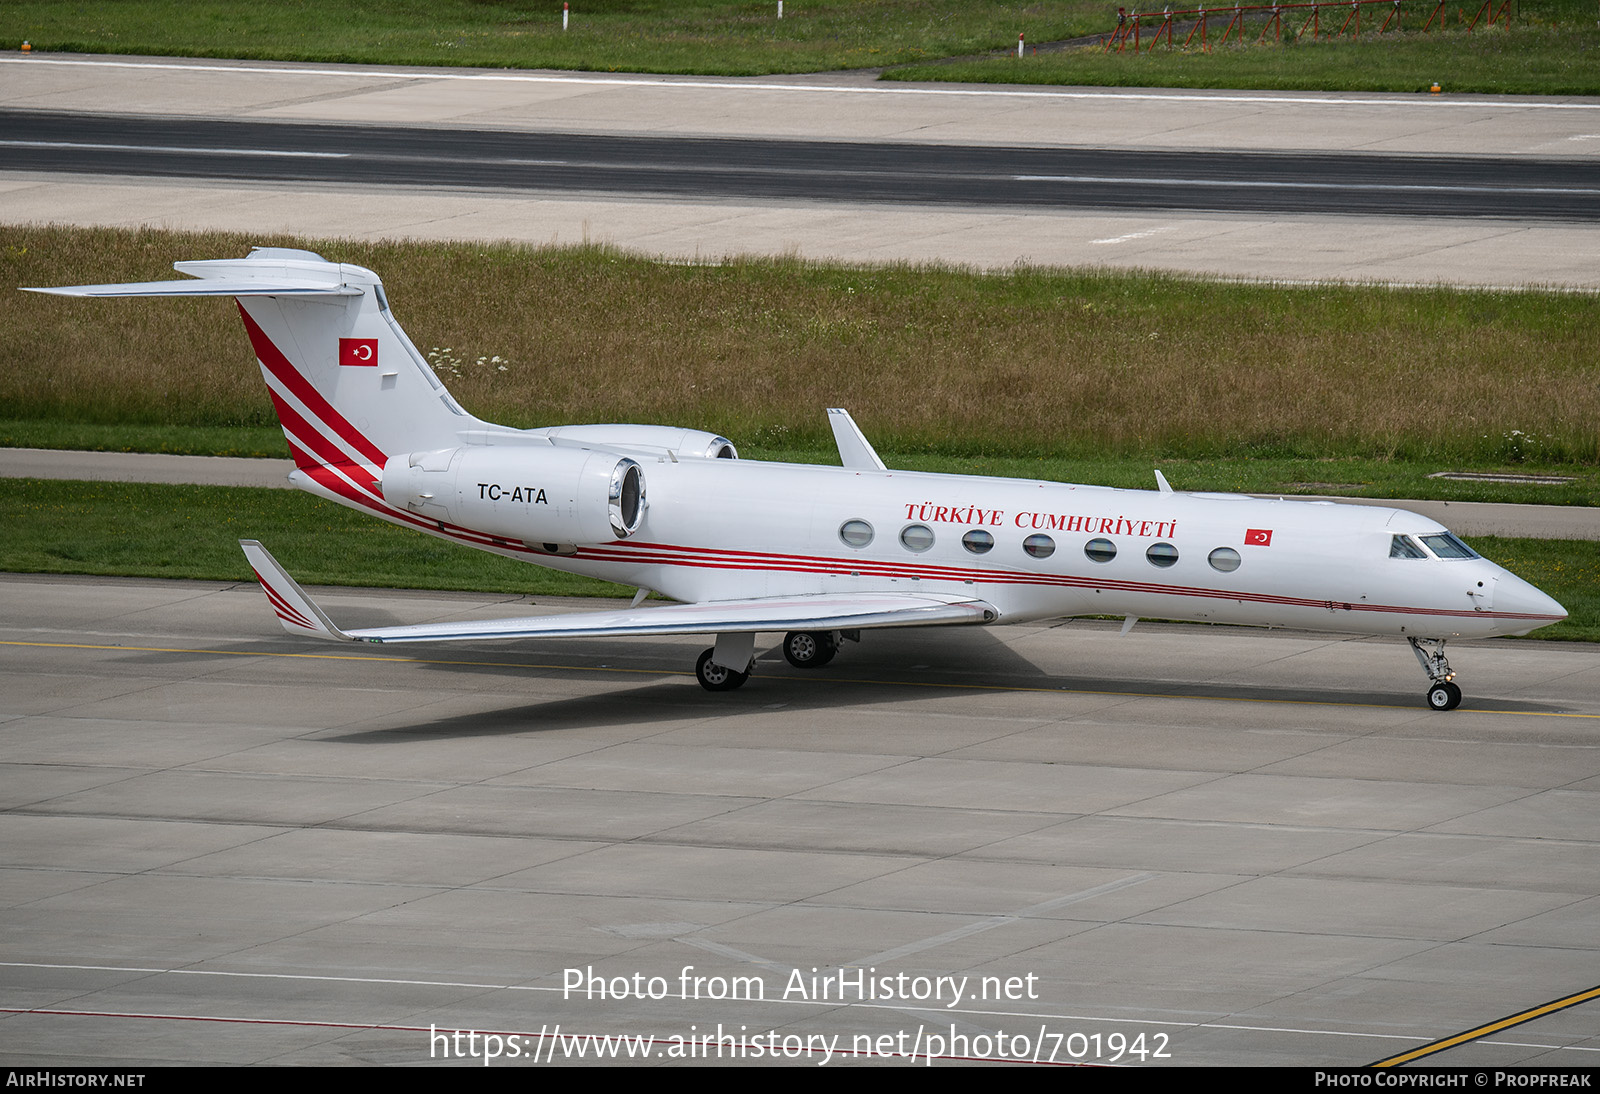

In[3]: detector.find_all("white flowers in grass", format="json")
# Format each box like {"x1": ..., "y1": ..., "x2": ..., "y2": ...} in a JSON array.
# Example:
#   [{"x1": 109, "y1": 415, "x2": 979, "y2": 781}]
[{"x1": 427, "y1": 348, "x2": 510, "y2": 379}]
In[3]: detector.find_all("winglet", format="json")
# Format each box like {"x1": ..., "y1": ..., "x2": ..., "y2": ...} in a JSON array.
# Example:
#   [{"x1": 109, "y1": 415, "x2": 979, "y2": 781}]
[
  {"x1": 239, "y1": 540, "x2": 352, "y2": 641},
  {"x1": 1154, "y1": 469, "x2": 1173, "y2": 493},
  {"x1": 827, "y1": 408, "x2": 887, "y2": 471}
]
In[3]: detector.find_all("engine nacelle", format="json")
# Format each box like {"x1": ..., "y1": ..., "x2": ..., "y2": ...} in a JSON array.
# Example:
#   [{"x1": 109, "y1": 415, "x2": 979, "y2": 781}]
[
  {"x1": 533, "y1": 424, "x2": 737, "y2": 460},
  {"x1": 382, "y1": 444, "x2": 645, "y2": 545}
]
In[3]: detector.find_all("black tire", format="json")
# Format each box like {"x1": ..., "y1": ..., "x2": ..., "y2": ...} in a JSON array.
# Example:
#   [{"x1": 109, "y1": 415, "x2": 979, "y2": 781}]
[
  {"x1": 782, "y1": 630, "x2": 836, "y2": 669},
  {"x1": 1426, "y1": 681, "x2": 1462, "y2": 711},
  {"x1": 696, "y1": 647, "x2": 749, "y2": 691}
]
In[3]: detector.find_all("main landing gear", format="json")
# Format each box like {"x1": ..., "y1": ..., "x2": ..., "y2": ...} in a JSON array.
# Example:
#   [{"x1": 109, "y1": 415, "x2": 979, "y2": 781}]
[
  {"x1": 781, "y1": 630, "x2": 837, "y2": 669},
  {"x1": 695, "y1": 630, "x2": 856, "y2": 691},
  {"x1": 1409, "y1": 636, "x2": 1462, "y2": 711},
  {"x1": 695, "y1": 647, "x2": 751, "y2": 691}
]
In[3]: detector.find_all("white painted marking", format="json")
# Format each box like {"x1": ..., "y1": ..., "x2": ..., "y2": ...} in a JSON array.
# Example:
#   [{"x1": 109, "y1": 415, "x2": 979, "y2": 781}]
[
  {"x1": 1018, "y1": 173, "x2": 1600, "y2": 196},
  {"x1": 7, "y1": 56, "x2": 1600, "y2": 110},
  {"x1": 1092, "y1": 226, "x2": 1176, "y2": 244},
  {"x1": 0, "y1": 139, "x2": 347, "y2": 159},
  {"x1": 5, "y1": 962, "x2": 1599, "y2": 1056}
]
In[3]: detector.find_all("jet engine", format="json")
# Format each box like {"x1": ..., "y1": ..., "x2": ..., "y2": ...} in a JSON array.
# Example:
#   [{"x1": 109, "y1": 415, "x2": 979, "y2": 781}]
[
  {"x1": 531, "y1": 424, "x2": 737, "y2": 460},
  {"x1": 381, "y1": 444, "x2": 645, "y2": 544}
]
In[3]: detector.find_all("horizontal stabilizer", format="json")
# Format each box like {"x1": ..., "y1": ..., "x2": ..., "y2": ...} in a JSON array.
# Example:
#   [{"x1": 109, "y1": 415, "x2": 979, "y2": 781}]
[
  {"x1": 240, "y1": 541, "x2": 996, "y2": 646},
  {"x1": 24, "y1": 279, "x2": 362, "y2": 298}
]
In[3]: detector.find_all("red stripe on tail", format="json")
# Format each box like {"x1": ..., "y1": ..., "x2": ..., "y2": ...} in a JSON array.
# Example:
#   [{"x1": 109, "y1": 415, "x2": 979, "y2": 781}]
[{"x1": 237, "y1": 303, "x2": 388, "y2": 467}]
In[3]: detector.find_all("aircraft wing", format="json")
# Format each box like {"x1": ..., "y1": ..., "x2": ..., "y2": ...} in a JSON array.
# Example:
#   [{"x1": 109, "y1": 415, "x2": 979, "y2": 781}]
[{"x1": 241, "y1": 540, "x2": 997, "y2": 645}]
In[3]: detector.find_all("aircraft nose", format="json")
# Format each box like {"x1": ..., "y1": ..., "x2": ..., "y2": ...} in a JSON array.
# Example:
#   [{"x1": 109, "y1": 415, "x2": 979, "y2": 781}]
[{"x1": 1494, "y1": 568, "x2": 1567, "y2": 630}]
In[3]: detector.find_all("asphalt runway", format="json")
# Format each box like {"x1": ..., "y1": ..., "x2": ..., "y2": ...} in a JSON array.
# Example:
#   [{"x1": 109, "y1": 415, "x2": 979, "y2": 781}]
[
  {"x1": 7, "y1": 110, "x2": 1598, "y2": 220},
  {"x1": 4, "y1": 55, "x2": 1600, "y2": 284},
  {"x1": 3, "y1": 573, "x2": 1598, "y2": 1066}
]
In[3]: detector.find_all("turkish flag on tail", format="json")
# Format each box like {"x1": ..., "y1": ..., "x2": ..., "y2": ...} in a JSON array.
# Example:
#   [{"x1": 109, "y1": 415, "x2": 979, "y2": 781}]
[{"x1": 339, "y1": 338, "x2": 378, "y2": 366}]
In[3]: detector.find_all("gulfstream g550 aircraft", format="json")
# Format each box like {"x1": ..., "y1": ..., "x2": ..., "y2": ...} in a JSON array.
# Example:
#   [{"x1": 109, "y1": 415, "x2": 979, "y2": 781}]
[{"x1": 31, "y1": 248, "x2": 1567, "y2": 709}]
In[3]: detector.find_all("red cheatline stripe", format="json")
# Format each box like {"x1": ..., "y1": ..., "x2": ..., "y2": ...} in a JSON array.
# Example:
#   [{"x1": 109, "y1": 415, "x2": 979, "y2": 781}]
[
  {"x1": 577, "y1": 542, "x2": 1244, "y2": 592},
  {"x1": 267, "y1": 596, "x2": 313, "y2": 631},
  {"x1": 597, "y1": 539, "x2": 1502, "y2": 613},
  {"x1": 267, "y1": 387, "x2": 380, "y2": 491},
  {"x1": 276, "y1": 408, "x2": 322, "y2": 472},
  {"x1": 229, "y1": 308, "x2": 589, "y2": 562},
  {"x1": 284, "y1": 439, "x2": 320, "y2": 475},
  {"x1": 616, "y1": 541, "x2": 1554, "y2": 619},
  {"x1": 251, "y1": 572, "x2": 317, "y2": 631},
  {"x1": 248, "y1": 566, "x2": 316, "y2": 629},
  {"x1": 574, "y1": 541, "x2": 1558, "y2": 622},
  {"x1": 237, "y1": 302, "x2": 387, "y2": 467},
  {"x1": 294, "y1": 454, "x2": 538, "y2": 558}
]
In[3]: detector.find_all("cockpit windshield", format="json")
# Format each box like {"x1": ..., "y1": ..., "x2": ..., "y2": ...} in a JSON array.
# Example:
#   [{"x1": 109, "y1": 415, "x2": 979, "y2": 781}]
[
  {"x1": 1418, "y1": 532, "x2": 1479, "y2": 560},
  {"x1": 1390, "y1": 535, "x2": 1426, "y2": 559}
]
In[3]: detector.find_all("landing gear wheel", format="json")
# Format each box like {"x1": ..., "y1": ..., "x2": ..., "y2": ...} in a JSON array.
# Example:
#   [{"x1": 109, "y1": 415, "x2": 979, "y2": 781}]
[
  {"x1": 1427, "y1": 681, "x2": 1462, "y2": 711},
  {"x1": 1410, "y1": 637, "x2": 1462, "y2": 711},
  {"x1": 782, "y1": 630, "x2": 837, "y2": 669},
  {"x1": 696, "y1": 647, "x2": 750, "y2": 692}
]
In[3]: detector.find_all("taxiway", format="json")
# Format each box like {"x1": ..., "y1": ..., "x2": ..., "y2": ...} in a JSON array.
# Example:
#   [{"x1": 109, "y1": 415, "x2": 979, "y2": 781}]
[
  {"x1": 4, "y1": 51, "x2": 1599, "y2": 1068},
  {"x1": 3, "y1": 574, "x2": 1598, "y2": 1065}
]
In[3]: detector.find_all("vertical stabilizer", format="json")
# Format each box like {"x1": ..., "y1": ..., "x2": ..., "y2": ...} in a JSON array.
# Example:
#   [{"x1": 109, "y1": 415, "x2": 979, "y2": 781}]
[
  {"x1": 28, "y1": 247, "x2": 487, "y2": 477},
  {"x1": 210, "y1": 249, "x2": 487, "y2": 472}
]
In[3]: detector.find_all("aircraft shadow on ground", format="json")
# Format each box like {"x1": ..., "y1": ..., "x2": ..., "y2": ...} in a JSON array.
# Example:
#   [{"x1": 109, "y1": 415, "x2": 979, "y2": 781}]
[
  {"x1": 266, "y1": 626, "x2": 1565, "y2": 739},
  {"x1": 101, "y1": 626, "x2": 1565, "y2": 736}
]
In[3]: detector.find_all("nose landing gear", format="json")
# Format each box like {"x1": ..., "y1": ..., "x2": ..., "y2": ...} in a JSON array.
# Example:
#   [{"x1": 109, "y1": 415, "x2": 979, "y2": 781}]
[
  {"x1": 1427, "y1": 680, "x2": 1463, "y2": 711},
  {"x1": 1410, "y1": 637, "x2": 1462, "y2": 711}
]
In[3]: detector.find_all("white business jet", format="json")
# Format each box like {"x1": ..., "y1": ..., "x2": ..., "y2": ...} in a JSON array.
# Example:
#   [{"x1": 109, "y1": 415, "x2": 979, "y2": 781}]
[{"x1": 30, "y1": 249, "x2": 1567, "y2": 710}]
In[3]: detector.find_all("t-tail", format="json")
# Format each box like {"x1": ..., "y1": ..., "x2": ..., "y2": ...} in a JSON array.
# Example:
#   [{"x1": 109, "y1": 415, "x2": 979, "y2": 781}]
[
  {"x1": 27, "y1": 248, "x2": 697, "y2": 557},
  {"x1": 27, "y1": 248, "x2": 484, "y2": 480}
]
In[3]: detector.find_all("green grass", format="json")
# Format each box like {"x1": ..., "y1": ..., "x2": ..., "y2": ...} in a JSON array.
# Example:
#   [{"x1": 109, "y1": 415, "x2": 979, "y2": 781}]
[
  {"x1": 7, "y1": 226, "x2": 1600, "y2": 477},
  {"x1": 7, "y1": 0, "x2": 1598, "y2": 91},
  {"x1": 5, "y1": 479, "x2": 1593, "y2": 640},
  {"x1": 5, "y1": 0, "x2": 1104, "y2": 76},
  {"x1": 886, "y1": 0, "x2": 1600, "y2": 94},
  {"x1": 0, "y1": 420, "x2": 289, "y2": 459},
  {"x1": 6, "y1": 422, "x2": 1595, "y2": 507},
  {"x1": 2, "y1": 478, "x2": 632, "y2": 597}
]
